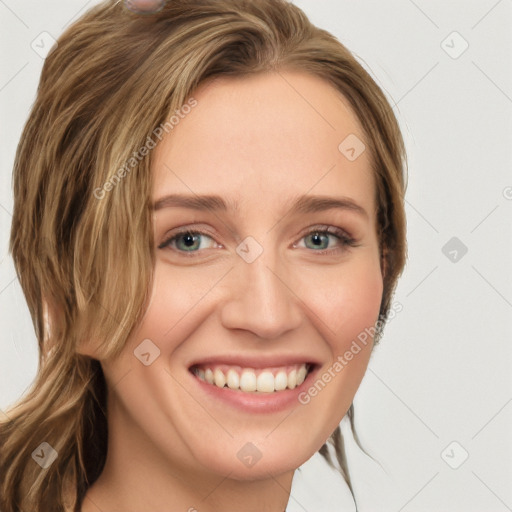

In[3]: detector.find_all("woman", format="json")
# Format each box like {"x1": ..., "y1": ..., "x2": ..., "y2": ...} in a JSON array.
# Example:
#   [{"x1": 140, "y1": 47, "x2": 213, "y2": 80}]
[{"x1": 0, "y1": 0, "x2": 407, "y2": 510}]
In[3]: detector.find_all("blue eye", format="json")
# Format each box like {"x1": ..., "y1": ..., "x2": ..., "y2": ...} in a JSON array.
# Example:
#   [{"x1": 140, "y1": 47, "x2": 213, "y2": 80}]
[
  {"x1": 298, "y1": 227, "x2": 357, "y2": 254},
  {"x1": 158, "y1": 230, "x2": 217, "y2": 253},
  {"x1": 158, "y1": 226, "x2": 357, "y2": 256},
  {"x1": 304, "y1": 232, "x2": 337, "y2": 250}
]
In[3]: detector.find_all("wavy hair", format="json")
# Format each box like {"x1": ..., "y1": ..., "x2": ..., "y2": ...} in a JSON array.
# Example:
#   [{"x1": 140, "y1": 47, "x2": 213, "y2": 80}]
[{"x1": 0, "y1": 1, "x2": 407, "y2": 510}]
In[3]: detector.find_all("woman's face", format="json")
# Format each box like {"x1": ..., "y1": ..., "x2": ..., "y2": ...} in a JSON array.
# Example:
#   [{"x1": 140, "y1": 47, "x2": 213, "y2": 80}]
[{"x1": 98, "y1": 70, "x2": 383, "y2": 482}]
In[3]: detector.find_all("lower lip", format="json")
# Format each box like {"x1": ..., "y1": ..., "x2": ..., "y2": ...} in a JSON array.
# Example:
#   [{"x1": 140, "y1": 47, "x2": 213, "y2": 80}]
[{"x1": 189, "y1": 366, "x2": 319, "y2": 414}]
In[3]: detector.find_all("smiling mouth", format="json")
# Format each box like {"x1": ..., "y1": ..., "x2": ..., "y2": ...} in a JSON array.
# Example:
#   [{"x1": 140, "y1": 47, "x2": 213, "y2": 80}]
[{"x1": 190, "y1": 363, "x2": 314, "y2": 393}]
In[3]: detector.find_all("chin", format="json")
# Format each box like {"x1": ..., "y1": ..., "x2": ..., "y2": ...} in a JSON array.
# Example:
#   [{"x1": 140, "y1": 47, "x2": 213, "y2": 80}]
[{"x1": 191, "y1": 433, "x2": 319, "y2": 481}]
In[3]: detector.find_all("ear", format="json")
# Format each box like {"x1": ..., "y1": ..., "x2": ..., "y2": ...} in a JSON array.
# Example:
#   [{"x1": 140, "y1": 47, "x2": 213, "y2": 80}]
[
  {"x1": 74, "y1": 315, "x2": 104, "y2": 359},
  {"x1": 75, "y1": 336, "x2": 102, "y2": 359},
  {"x1": 74, "y1": 320, "x2": 103, "y2": 358},
  {"x1": 42, "y1": 295, "x2": 101, "y2": 359}
]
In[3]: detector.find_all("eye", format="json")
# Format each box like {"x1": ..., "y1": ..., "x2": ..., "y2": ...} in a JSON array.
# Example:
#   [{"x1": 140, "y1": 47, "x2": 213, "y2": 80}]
[
  {"x1": 158, "y1": 225, "x2": 358, "y2": 257},
  {"x1": 295, "y1": 226, "x2": 358, "y2": 255},
  {"x1": 158, "y1": 229, "x2": 219, "y2": 254}
]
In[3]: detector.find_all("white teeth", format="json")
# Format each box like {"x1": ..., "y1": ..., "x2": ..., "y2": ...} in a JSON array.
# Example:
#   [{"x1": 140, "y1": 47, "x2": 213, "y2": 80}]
[
  {"x1": 226, "y1": 368, "x2": 240, "y2": 390},
  {"x1": 256, "y1": 371, "x2": 275, "y2": 393},
  {"x1": 240, "y1": 370, "x2": 257, "y2": 392},
  {"x1": 287, "y1": 369, "x2": 297, "y2": 389},
  {"x1": 296, "y1": 365, "x2": 307, "y2": 386},
  {"x1": 193, "y1": 363, "x2": 310, "y2": 393},
  {"x1": 205, "y1": 368, "x2": 214, "y2": 384},
  {"x1": 214, "y1": 368, "x2": 226, "y2": 388},
  {"x1": 274, "y1": 370, "x2": 288, "y2": 391}
]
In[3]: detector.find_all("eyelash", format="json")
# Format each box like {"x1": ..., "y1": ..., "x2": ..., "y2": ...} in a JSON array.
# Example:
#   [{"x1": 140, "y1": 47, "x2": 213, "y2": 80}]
[{"x1": 158, "y1": 225, "x2": 359, "y2": 257}]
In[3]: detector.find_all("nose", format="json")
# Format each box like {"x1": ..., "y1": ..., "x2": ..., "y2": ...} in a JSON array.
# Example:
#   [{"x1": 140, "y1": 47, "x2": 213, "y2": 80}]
[{"x1": 219, "y1": 250, "x2": 303, "y2": 340}]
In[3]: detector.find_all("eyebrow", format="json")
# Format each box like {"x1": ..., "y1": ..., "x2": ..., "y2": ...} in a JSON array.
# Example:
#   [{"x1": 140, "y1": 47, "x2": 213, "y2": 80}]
[{"x1": 152, "y1": 193, "x2": 368, "y2": 218}]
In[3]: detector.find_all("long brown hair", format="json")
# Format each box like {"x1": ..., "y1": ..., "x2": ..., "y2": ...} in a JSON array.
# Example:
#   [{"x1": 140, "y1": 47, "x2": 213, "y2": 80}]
[{"x1": 0, "y1": 1, "x2": 407, "y2": 510}]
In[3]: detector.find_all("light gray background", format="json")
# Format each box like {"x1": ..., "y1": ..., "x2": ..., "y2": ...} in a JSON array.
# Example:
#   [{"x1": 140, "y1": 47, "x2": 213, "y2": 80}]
[{"x1": 1, "y1": 1, "x2": 511, "y2": 511}]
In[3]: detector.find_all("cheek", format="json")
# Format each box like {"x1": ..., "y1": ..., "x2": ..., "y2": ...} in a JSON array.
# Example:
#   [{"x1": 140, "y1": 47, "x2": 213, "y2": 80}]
[
  {"x1": 134, "y1": 261, "x2": 226, "y2": 346},
  {"x1": 292, "y1": 260, "x2": 383, "y2": 444},
  {"x1": 297, "y1": 256, "x2": 384, "y2": 345},
  {"x1": 336, "y1": 266, "x2": 383, "y2": 343}
]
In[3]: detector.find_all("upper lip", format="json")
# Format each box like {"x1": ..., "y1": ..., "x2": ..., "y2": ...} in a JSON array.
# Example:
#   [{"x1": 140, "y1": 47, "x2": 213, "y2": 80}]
[{"x1": 188, "y1": 354, "x2": 321, "y2": 370}]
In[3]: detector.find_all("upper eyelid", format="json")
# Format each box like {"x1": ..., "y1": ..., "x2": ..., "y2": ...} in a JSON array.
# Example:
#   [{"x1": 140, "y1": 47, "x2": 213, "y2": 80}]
[
  {"x1": 160, "y1": 225, "x2": 218, "y2": 243},
  {"x1": 161, "y1": 224, "x2": 351, "y2": 238},
  {"x1": 159, "y1": 224, "x2": 354, "y2": 250}
]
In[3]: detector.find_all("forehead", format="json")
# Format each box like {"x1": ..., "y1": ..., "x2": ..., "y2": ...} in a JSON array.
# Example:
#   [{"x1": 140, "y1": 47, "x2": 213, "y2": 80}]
[{"x1": 152, "y1": 70, "x2": 375, "y2": 219}]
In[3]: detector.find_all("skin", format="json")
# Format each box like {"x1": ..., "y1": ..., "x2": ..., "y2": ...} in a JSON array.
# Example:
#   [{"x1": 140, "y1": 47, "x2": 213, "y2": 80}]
[{"x1": 79, "y1": 70, "x2": 384, "y2": 512}]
